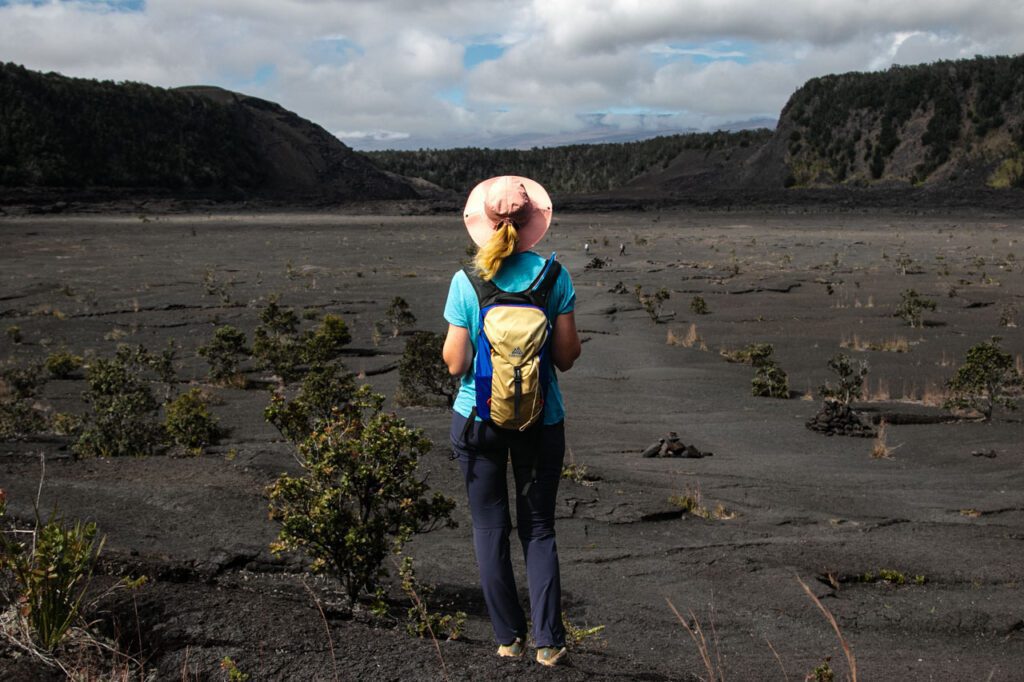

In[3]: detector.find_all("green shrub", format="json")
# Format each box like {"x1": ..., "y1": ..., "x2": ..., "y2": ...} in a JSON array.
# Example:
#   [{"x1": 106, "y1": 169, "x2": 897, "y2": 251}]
[
  {"x1": 50, "y1": 412, "x2": 84, "y2": 437},
  {"x1": 747, "y1": 344, "x2": 789, "y2": 398},
  {"x1": 998, "y1": 302, "x2": 1018, "y2": 328},
  {"x1": 894, "y1": 289, "x2": 936, "y2": 328},
  {"x1": 563, "y1": 611, "x2": 606, "y2": 649},
  {"x1": 808, "y1": 658, "x2": 834, "y2": 682},
  {"x1": 253, "y1": 299, "x2": 353, "y2": 382},
  {"x1": 386, "y1": 297, "x2": 417, "y2": 337},
  {"x1": 635, "y1": 285, "x2": 670, "y2": 322},
  {"x1": 302, "y1": 314, "x2": 352, "y2": 364},
  {"x1": 818, "y1": 353, "x2": 869, "y2": 405},
  {"x1": 689, "y1": 296, "x2": 709, "y2": 315},
  {"x1": 0, "y1": 363, "x2": 48, "y2": 439},
  {"x1": 265, "y1": 361, "x2": 356, "y2": 443},
  {"x1": 6, "y1": 325, "x2": 22, "y2": 344},
  {"x1": 944, "y1": 337, "x2": 1023, "y2": 420},
  {"x1": 148, "y1": 339, "x2": 179, "y2": 401},
  {"x1": 220, "y1": 657, "x2": 250, "y2": 682},
  {"x1": 720, "y1": 342, "x2": 773, "y2": 364},
  {"x1": 267, "y1": 386, "x2": 456, "y2": 607},
  {"x1": 74, "y1": 345, "x2": 164, "y2": 458},
  {"x1": 198, "y1": 325, "x2": 249, "y2": 385},
  {"x1": 45, "y1": 348, "x2": 83, "y2": 379},
  {"x1": 0, "y1": 497, "x2": 105, "y2": 652},
  {"x1": 252, "y1": 296, "x2": 304, "y2": 382},
  {"x1": 164, "y1": 388, "x2": 220, "y2": 454},
  {"x1": 397, "y1": 332, "x2": 458, "y2": 408}
]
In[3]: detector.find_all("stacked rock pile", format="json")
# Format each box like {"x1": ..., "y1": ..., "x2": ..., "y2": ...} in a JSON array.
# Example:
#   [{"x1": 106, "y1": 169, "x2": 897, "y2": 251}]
[
  {"x1": 641, "y1": 432, "x2": 713, "y2": 458},
  {"x1": 806, "y1": 400, "x2": 876, "y2": 437}
]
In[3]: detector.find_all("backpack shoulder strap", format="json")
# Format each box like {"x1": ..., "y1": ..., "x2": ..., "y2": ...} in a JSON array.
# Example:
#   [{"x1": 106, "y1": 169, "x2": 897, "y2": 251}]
[
  {"x1": 462, "y1": 252, "x2": 562, "y2": 309},
  {"x1": 526, "y1": 252, "x2": 562, "y2": 310},
  {"x1": 462, "y1": 266, "x2": 502, "y2": 309}
]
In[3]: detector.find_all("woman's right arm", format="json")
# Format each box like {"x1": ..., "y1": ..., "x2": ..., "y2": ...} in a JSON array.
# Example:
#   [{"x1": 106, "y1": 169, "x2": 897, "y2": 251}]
[
  {"x1": 442, "y1": 323, "x2": 473, "y2": 376},
  {"x1": 551, "y1": 311, "x2": 581, "y2": 372}
]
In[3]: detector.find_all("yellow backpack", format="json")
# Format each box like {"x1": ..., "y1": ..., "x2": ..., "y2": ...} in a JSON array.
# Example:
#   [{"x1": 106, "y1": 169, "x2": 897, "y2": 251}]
[{"x1": 465, "y1": 254, "x2": 562, "y2": 431}]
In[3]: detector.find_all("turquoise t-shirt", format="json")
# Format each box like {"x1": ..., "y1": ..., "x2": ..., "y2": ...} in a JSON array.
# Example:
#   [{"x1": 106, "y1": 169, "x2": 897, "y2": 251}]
[{"x1": 444, "y1": 251, "x2": 576, "y2": 425}]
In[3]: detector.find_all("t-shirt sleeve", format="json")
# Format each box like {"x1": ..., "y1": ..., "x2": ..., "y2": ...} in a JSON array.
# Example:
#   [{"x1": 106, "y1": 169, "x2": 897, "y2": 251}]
[
  {"x1": 553, "y1": 265, "x2": 576, "y2": 315},
  {"x1": 444, "y1": 270, "x2": 474, "y2": 328}
]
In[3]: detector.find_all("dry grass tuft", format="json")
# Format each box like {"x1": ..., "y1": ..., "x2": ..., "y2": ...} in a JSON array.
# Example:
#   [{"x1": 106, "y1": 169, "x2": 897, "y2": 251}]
[
  {"x1": 862, "y1": 378, "x2": 945, "y2": 406},
  {"x1": 669, "y1": 484, "x2": 735, "y2": 520},
  {"x1": 665, "y1": 598, "x2": 725, "y2": 682},
  {"x1": 796, "y1": 575, "x2": 858, "y2": 682},
  {"x1": 667, "y1": 323, "x2": 704, "y2": 349},
  {"x1": 839, "y1": 334, "x2": 910, "y2": 353},
  {"x1": 862, "y1": 378, "x2": 890, "y2": 402},
  {"x1": 919, "y1": 381, "x2": 947, "y2": 407},
  {"x1": 870, "y1": 420, "x2": 893, "y2": 458}
]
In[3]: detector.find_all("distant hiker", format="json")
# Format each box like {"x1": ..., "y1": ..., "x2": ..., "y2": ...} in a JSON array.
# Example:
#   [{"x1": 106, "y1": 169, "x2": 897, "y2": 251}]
[
  {"x1": 584, "y1": 241, "x2": 590, "y2": 255},
  {"x1": 443, "y1": 175, "x2": 581, "y2": 667},
  {"x1": 619, "y1": 242, "x2": 626, "y2": 256}
]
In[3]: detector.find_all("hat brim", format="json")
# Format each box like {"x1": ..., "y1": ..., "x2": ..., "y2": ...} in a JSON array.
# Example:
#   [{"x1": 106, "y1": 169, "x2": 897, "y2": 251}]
[{"x1": 463, "y1": 176, "x2": 553, "y2": 252}]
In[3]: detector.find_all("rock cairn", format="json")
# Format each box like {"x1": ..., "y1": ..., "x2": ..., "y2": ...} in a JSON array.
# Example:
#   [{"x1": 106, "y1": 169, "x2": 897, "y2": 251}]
[
  {"x1": 641, "y1": 432, "x2": 713, "y2": 458},
  {"x1": 806, "y1": 400, "x2": 876, "y2": 437}
]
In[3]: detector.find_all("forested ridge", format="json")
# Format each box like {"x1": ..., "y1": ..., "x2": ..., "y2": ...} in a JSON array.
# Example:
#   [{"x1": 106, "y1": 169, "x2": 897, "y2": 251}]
[
  {"x1": 363, "y1": 129, "x2": 772, "y2": 194},
  {"x1": 3, "y1": 53, "x2": 1024, "y2": 203},
  {"x1": 0, "y1": 62, "x2": 413, "y2": 200},
  {"x1": 0, "y1": 62, "x2": 266, "y2": 189},
  {"x1": 778, "y1": 54, "x2": 1024, "y2": 187}
]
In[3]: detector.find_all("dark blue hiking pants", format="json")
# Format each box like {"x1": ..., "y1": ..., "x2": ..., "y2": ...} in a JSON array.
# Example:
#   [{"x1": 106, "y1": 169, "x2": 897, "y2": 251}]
[{"x1": 450, "y1": 412, "x2": 567, "y2": 648}]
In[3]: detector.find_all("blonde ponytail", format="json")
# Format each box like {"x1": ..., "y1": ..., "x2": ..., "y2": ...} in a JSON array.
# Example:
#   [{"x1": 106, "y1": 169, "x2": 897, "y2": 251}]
[{"x1": 474, "y1": 219, "x2": 518, "y2": 281}]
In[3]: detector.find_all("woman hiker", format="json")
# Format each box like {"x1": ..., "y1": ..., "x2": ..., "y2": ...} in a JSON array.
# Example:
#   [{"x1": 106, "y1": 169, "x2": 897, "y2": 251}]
[{"x1": 442, "y1": 176, "x2": 582, "y2": 666}]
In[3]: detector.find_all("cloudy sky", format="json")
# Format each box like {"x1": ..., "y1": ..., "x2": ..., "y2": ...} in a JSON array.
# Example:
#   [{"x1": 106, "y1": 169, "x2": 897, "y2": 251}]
[{"x1": 3, "y1": 0, "x2": 1024, "y2": 150}]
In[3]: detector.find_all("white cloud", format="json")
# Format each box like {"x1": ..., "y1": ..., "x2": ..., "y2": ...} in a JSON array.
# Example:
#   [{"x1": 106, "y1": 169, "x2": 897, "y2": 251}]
[{"x1": 2, "y1": 0, "x2": 1023, "y2": 148}]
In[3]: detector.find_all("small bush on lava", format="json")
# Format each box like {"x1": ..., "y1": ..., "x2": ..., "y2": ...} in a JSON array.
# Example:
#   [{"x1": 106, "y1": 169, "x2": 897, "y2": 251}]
[
  {"x1": 74, "y1": 345, "x2": 165, "y2": 458},
  {"x1": 818, "y1": 353, "x2": 868, "y2": 405},
  {"x1": 164, "y1": 388, "x2": 221, "y2": 455},
  {"x1": 198, "y1": 325, "x2": 249, "y2": 385},
  {"x1": 944, "y1": 337, "x2": 1023, "y2": 420},
  {"x1": 264, "y1": 361, "x2": 356, "y2": 442},
  {"x1": 747, "y1": 344, "x2": 789, "y2": 398},
  {"x1": 0, "y1": 362, "x2": 48, "y2": 439},
  {"x1": 397, "y1": 332, "x2": 458, "y2": 408},
  {"x1": 266, "y1": 386, "x2": 456, "y2": 607},
  {"x1": 385, "y1": 296, "x2": 417, "y2": 337},
  {"x1": 0, "y1": 493, "x2": 105, "y2": 652},
  {"x1": 894, "y1": 289, "x2": 936, "y2": 328},
  {"x1": 45, "y1": 349, "x2": 83, "y2": 379}
]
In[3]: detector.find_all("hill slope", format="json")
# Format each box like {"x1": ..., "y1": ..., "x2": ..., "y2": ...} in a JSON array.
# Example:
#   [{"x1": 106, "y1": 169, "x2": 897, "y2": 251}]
[
  {"x1": 745, "y1": 54, "x2": 1024, "y2": 190},
  {"x1": 0, "y1": 63, "x2": 415, "y2": 201}
]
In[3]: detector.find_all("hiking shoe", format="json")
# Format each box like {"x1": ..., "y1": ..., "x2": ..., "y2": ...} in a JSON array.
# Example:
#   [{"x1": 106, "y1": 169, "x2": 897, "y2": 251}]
[
  {"x1": 497, "y1": 637, "x2": 525, "y2": 658},
  {"x1": 536, "y1": 646, "x2": 568, "y2": 667}
]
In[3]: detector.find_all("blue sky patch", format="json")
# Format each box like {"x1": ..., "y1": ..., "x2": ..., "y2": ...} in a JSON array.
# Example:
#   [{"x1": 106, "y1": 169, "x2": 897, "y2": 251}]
[
  {"x1": 307, "y1": 35, "x2": 363, "y2": 64},
  {"x1": 650, "y1": 40, "x2": 754, "y2": 66},
  {"x1": 0, "y1": 0, "x2": 148, "y2": 10},
  {"x1": 464, "y1": 42, "x2": 505, "y2": 69},
  {"x1": 250, "y1": 64, "x2": 275, "y2": 86},
  {"x1": 437, "y1": 87, "x2": 465, "y2": 106}
]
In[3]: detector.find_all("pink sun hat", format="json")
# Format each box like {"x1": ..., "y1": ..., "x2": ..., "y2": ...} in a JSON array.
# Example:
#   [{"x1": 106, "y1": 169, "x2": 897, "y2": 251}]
[{"x1": 463, "y1": 175, "x2": 553, "y2": 252}]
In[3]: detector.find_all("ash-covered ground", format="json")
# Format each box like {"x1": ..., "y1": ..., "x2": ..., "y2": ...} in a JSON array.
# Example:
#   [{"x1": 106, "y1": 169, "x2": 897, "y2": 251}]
[{"x1": 1, "y1": 209, "x2": 1022, "y2": 680}]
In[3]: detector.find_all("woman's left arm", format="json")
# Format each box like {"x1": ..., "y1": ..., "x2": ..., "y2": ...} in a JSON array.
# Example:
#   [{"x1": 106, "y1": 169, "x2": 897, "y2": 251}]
[{"x1": 551, "y1": 311, "x2": 581, "y2": 372}]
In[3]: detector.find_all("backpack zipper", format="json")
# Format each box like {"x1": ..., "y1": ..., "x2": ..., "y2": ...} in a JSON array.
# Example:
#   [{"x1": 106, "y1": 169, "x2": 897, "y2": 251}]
[{"x1": 513, "y1": 365, "x2": 522, "y2": 420}]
